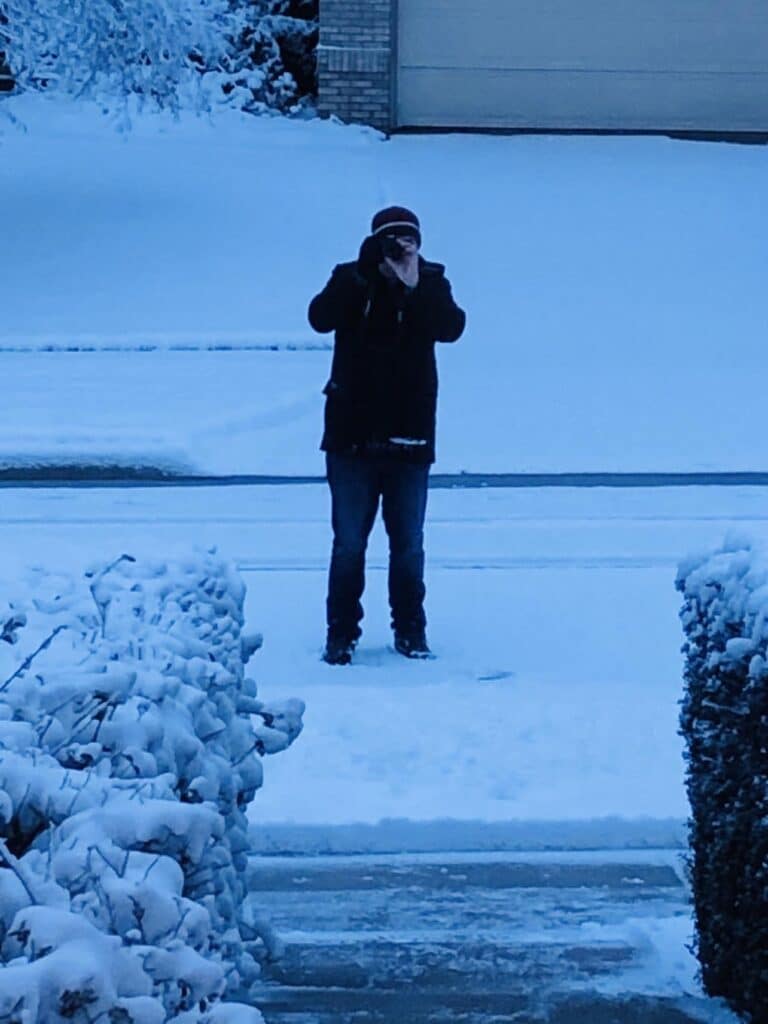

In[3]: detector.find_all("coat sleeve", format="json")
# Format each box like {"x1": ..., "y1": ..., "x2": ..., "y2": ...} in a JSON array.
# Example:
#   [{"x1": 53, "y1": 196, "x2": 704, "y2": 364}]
[
  {"x1": 406, "y1": 274, "x2": 466, "y2": 344},
  {"x1": 308, "y1": 265, "x2": 368, "y2": 334}
]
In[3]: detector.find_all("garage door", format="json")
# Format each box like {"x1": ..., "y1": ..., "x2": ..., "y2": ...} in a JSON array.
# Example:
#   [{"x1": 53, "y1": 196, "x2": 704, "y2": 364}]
[{"x1": 397, "y1": 0, "x2": 768, "y2": 131}]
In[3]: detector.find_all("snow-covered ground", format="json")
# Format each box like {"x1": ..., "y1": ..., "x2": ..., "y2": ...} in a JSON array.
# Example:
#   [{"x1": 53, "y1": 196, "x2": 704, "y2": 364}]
[
  {"x1": 2, "y1": 481, "x2": 767, "y2": 835},
  {"x1": 2, "y1": 90, "x2": 763, "y2": 1017},
  {"x1": 2, "y1": 480, "x2": 755, "y2": 1016},
  {"x1": 2, "y1": 94, "x2": 767, "y2": 474}
]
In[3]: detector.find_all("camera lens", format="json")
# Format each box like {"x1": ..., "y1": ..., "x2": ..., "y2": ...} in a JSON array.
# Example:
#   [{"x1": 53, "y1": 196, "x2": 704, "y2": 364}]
[{"x1": 382, "y1": 236, "x2": 403, "y2": 259}]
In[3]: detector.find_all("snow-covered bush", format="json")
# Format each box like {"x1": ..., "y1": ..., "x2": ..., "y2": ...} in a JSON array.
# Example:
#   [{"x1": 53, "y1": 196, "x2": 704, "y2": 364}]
[
  {"x1": 2, "y1": 0, "x2": 231, "y2": 111},
  {"x1": 1, "y1": 0, "x2": 317, "y2": 113},
  {"x1": 207, "y1": 2, "x2": 318, "y2": 115},
  {"x1": 677, "y1": 537, "x2": 768, "y2": 1022},
  {"x1": 0, "y1": 7, "x2": 12, "y2": 93},
  {"x1": 0, "y1": 551, "x2": 304, "y2": 1023}
]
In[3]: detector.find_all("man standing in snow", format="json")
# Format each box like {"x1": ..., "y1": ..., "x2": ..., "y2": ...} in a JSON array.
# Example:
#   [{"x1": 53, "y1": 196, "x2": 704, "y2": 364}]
[{"x1": 308, "y1": 207, "x2": 466, "y2": 665}]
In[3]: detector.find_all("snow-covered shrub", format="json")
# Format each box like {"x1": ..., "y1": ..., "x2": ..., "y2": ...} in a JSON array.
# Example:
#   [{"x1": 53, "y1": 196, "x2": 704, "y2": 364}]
[
  {"x1": 264, "y1": 3, "x2": 317, "y2": 99},
  {"x1": 0, "y1": 6, "x2": 12, "y2": 93},
  {"x1": 199, "y1": 1, "x2": 317, "y2": 115},
  {"x1": 2, "y1": 0, "x2": 231, "y2": 111},
  {"x1": 0, "y1": 551, "x2": 304, "y2": 1023},
  {"x1": 0, "y1": 0, "x2": 317, "y2": 113},
  {"x1": 677, "y1": 537, "x2": 768, "y2": 1022}
]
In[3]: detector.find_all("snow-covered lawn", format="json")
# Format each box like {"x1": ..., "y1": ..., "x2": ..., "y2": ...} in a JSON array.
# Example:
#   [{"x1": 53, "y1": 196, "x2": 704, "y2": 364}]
[
  {"x1": 3, "y1": 481, "x2": 767, "y2": 837},
  {"x1": 2, "y1": 94, "x2": 767, "y2": 474},
  {"x1": 3, "y1": 346, "x2": 768, "y2": 477}
]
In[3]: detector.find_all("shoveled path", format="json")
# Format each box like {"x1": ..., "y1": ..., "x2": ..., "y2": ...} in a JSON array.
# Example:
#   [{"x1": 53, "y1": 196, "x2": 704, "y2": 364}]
[{"x1": 249, "y1": 851, "x2": 734, "y2": 1024}]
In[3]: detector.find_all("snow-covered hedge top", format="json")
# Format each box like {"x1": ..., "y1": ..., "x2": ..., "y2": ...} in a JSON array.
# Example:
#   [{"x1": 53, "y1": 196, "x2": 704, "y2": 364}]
[
  {"x1": 677, "y1": 535, "x2": 768, "y2": 678},
  {"x1": 677, "y1": 541, "x2": 768, "y2": 1020},
  {"x1": 0, "y1": 551, "x2": 303, "y2": 1024}
]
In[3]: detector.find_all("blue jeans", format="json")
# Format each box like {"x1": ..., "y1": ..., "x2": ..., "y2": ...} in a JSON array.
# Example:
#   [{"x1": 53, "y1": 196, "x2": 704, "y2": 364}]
[{"x1": 326, "y1": 452, "x2": 429, "y2": 641}]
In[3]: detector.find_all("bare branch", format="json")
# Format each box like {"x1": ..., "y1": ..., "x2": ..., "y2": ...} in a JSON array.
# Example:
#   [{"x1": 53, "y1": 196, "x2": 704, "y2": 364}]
[{"x1": 0, "y1": 624, "x2": 69, "y2": 692}]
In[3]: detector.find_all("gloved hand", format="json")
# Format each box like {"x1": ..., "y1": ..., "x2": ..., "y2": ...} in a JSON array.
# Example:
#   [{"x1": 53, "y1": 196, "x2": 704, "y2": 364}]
[
  {"x1": 356, "y1": 235, "x2": 383, "y2": 282},
  {"x1": 383, "y1": 236, "x2": 420, "y2": 289}
]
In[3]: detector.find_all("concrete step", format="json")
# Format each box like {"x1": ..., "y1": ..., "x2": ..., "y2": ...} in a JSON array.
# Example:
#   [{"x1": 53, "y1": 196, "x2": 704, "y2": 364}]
[
  {"x1": 247, "y1": 852, "x2": 733, "y2": 1023},
  {"x1": 257, "y1": 988, "x2": 706, "y2": 1024}
]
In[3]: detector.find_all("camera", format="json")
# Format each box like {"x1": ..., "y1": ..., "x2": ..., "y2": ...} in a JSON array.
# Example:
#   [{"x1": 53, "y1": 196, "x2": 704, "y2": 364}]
[{"x1": 380, "y1": 235, "x2": 405, "y2": 260}]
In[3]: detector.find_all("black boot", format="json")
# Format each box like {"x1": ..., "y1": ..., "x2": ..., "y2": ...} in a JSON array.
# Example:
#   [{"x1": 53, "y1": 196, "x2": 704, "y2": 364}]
[
  {"x1": 394, "y1": 631, "x2": 433, "y2": 660},
  {"x1": 322, "y1": 635, "x2": 356, "y2": 666}
]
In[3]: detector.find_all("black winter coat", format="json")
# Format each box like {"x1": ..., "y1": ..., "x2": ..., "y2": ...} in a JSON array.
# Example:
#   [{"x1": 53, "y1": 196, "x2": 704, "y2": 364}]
[{"x1": 308, "y1": 258, "x2": 465, "y2": 464}]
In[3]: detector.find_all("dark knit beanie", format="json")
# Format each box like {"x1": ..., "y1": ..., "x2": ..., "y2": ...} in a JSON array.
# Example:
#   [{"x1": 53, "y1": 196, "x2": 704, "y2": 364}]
[{"x1": 371, "y1": 206, "x2": 421, "y2": 246}]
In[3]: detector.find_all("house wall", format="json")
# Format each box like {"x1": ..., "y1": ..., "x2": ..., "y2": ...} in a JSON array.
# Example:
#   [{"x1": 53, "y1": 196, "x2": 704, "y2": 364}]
[
  {"x1": 319, "y1": 0, "x2": 768, "y2": 134},
  {"x1": 398, "y1": 0, "x2": 768, "y2": 132}
]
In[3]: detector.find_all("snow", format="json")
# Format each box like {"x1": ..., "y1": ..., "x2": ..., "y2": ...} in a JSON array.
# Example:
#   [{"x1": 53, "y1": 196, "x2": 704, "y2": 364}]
[
  {"x1": 579, "y1": 913, "x2": 702, "y2": 998},
  {"x1": 3, "y1": 0, "x2": 230, "y2": 109},
  {"x1": 248, "y1": 561, "x2": 685, "y2": 827},
  {"x1": 0, "y1": 550, "x2": 300, "y2": 1021},
  {"x1": 2, "y1": 93, "x2": 768, "y2": 474},
  {"x1": 2, "y1": 88, "x2": 764, "y2": 1017},
  {"x1": 4, "y1": 481, "x2": 768, "y2": 838}
]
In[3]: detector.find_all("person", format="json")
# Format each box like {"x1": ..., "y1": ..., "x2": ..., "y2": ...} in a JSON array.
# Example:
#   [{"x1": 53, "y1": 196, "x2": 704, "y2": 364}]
[{"x1": 307, "y1": 206, "x2": 466, "y2": 665}]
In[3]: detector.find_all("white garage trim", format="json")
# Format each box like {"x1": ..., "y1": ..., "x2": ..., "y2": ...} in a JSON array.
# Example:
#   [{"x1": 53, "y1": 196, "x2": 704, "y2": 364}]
[{"x1": 397, "y1": 0, "x2": 768, "y2": 131}]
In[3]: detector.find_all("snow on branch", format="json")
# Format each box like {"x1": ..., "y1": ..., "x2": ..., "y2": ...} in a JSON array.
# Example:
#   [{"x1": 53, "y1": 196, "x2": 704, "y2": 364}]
[
  {"x1": 1, "y1": 0, "x2": 318, "y2": 115},
  {"x1": 0, "y1": 550, "x2": 304, "y2": 1023},
  {"x1": 677, "y1": 536, "x2": 768, "y2": 1022}
]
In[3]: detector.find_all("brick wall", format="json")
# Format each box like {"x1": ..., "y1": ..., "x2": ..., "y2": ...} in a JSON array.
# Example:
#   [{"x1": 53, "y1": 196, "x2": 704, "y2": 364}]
[{"x1": 317, "y1": 0, "x2": 395, "y2": 132}]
